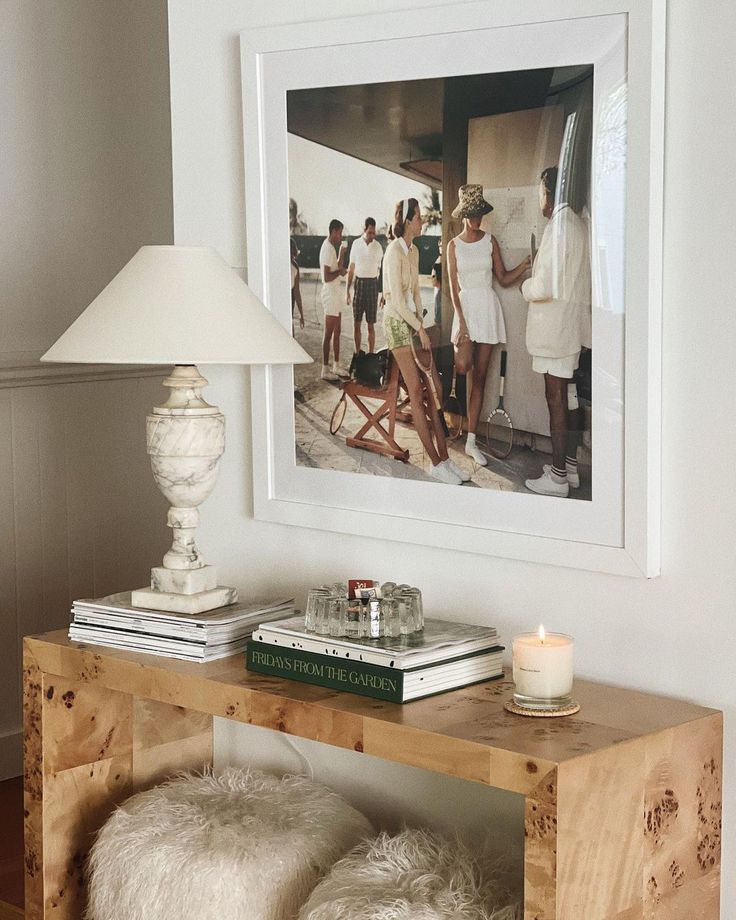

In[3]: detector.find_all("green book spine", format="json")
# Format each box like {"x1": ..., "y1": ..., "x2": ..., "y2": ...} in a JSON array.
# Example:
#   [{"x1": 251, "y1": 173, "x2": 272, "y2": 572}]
[{"x1": 247, "y1": 642, "x2": 407, "y2": 703}]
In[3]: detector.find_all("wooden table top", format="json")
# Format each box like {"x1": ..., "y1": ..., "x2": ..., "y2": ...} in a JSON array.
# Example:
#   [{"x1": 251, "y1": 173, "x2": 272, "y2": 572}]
[{"x1": 25, "y1": 630, "x2": 720, "y2": 795}]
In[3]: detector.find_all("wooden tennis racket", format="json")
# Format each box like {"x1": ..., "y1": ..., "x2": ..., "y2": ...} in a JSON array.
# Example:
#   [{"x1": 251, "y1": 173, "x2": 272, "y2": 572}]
[
  {"x1": 329, "y1": 392, "x2": 347, "y2": 435},
  {"x1": 410, "y1": 333, "x2": 449, "y2": 436},
  {"x1": 443, "y1": 366, "x2": 464, "y2": 440},
  {"x1": 483, "y1": 349, "x2": 514, "y2": 459}
]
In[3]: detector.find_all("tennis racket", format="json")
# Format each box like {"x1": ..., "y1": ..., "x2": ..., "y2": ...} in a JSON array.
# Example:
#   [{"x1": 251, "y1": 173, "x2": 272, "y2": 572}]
[
  {"x1": 410, "y1": 333, "x2": 449, "y2": 437},
  {"x1": 443, "y1": 367, "x2": 464, "y2": 440},
  {"x1": 483, "y1": 349, "x2": 513, "y2": 459},
  {"x1": 329, "y1": 392, "x2": 347, "y2": 435}
]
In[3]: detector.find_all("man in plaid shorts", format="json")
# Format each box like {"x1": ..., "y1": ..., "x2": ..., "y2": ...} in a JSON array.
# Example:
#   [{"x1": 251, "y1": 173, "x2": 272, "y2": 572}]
[{"x1": 346, "y1": 217, "x2": 384, "y2": 354}]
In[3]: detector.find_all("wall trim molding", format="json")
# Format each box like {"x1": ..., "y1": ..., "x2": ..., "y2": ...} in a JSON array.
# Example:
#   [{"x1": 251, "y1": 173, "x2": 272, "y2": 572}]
[{"x1": 0, "y1": 353, "x2": 169, "y2": 389}]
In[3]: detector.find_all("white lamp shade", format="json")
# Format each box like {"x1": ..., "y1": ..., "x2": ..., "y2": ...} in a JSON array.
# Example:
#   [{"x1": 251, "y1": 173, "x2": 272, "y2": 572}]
[{"x1": 41, "y1": 245, "x2": 312, "y2": 365}]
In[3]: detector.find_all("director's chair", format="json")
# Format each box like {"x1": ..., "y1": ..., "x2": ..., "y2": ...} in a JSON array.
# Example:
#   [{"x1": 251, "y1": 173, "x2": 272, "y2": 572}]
[{"x1": 329, "y1": 354, "x2": 410, "y2": 462}]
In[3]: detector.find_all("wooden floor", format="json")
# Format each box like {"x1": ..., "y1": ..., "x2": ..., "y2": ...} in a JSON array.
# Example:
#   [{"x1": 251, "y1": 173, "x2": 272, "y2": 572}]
[{"x1": 0, "y1": 776, "x2": 23, "y2": 917}]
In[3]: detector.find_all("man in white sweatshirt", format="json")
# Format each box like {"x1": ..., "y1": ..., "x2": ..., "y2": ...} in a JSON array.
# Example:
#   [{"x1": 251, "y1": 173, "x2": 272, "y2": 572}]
[{"x1": 521, "y1": 166, "x2": 591, "y2": 497}]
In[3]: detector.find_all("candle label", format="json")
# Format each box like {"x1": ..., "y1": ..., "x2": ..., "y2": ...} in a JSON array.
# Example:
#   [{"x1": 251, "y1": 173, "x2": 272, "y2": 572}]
[{"x1": 512, "y1": 632, "x2": 574, "y2": 700}]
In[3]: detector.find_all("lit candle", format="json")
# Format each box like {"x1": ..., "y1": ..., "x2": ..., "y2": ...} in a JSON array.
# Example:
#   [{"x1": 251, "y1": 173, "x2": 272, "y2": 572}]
[{"x1": 512, "y1": 625, "x2": 574, "y2": 708}]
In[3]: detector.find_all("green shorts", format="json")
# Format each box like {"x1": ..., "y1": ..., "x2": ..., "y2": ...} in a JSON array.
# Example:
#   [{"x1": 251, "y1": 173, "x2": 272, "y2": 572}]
[{"x1": 384, "y1": 316, "x2": 413, "y2": 350}]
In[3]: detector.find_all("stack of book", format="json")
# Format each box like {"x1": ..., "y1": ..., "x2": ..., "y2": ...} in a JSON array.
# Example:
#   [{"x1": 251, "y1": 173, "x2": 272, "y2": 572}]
[
  {"x1": 68, "y1": 592, "x2": 294, "y2": 662},
  {"x1": 246, "y1": 616, "x2": 504, "y2": 703}
]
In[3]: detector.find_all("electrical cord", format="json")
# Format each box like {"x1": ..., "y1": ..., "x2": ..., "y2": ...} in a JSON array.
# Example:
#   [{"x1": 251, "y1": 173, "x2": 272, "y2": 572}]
[{"x1": 282, "y1": 732, "x2": 314, "y2": 780}]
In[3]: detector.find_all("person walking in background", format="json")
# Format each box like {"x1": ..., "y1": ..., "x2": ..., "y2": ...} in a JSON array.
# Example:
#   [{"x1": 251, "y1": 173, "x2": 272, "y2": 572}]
[
  {"x1": 383, "y1": 198, "x2": 467, "y2": 486},
  {"x1": 521, "y1": 166, "x2": 592, "y2": 497},
  {"x1": 319, "y1": 219, "x2": 349, "y2": 381},
  {"x1": 346, "y1": 217, "x2": 383, "y2": 354},
  {"x1": 290, "y1": 237, "x2": 304, "y2": 334},
  {"x1": 431, "y1": 239, "x2": 443, "y2": 327},
  {"x1": 447, "y1": 184, "x2": 530, "y2": 466}
]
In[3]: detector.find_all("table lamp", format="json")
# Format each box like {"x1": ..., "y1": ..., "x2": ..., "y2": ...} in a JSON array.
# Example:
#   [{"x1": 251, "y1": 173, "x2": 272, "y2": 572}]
[{"x1": 42, "y1": 245, "x2": 311, "y2": 613}]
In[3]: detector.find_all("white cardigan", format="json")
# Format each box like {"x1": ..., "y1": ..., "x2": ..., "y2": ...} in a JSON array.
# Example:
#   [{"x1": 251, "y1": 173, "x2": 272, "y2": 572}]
[
  {"x1": 382, "y1": 238, "x2": 423, "y2": 331},
  {"x1": 521, "y1": 204, "x2": 592, "y2": 357}
]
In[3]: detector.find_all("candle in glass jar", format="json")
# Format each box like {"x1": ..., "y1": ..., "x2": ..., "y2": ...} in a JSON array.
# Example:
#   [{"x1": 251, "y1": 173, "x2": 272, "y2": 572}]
[{"x1": 512, "y1": 626, "x2": 574, "y2": 702}]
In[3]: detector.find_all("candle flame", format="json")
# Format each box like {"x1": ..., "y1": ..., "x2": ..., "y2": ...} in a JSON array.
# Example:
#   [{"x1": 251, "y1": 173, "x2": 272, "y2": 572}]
[{"x1": 538, "y1": 624, "x2": 546, "y2": 644}]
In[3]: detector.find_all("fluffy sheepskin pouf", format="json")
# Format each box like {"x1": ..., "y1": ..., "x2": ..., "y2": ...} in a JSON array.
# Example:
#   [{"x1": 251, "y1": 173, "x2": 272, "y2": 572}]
[
  {"x1": 85, "y1": 768, "x2": 373, "y2": 920},
  {"x1": 297, "y1": 828, "x2": 521, "y2": 920}
]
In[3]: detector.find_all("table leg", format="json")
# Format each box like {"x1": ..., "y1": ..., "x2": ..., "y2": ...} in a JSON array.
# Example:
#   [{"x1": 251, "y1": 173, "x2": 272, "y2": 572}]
[
  {"x1": 24, "y1": 644, "x2": 213, "y2": 920},
  {"x1": 524, "y1": 771, "x2": 558, "y2": 920}
]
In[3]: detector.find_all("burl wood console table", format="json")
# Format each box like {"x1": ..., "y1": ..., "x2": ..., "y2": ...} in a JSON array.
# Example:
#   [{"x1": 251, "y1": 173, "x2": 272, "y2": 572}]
[{"x1": 24, "y1": 632, "x2": 722, "y2": 920}]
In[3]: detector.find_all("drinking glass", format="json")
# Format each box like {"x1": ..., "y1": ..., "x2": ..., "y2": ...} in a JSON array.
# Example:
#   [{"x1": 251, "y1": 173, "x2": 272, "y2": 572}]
[
  {"x1": 305, "y1": 587, "x2": 330, "y2": 632},
  {"x1": 313, "y1": 592, "x2": 333, "y2": 635},
  {"x1": 395, "y1": 586, "x2": 424, "y2": 634},
  {"x1": 329, "y1": 596, "x2": 348, "y2": 637},
  {"x1": 404, "y1": 587, "x2": 424, "y2": 632},
  {"x1": 381, "y1": 596, "x2": 401, "y2": 638},
  {"x1": 367, "y1": 598, "x2": 384, "y2": 639},
  {"x1": 345, "y1": 599, "x2": 364, "y2": 639}
]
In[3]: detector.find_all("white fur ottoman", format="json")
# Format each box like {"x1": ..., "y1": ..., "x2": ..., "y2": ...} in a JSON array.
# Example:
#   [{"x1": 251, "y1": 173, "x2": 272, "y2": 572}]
[
  {"x1": 85, "y1": 768, "x2": 373, "y2": 920},
  {"x1": 297, "y1": 828, "x2": 521, "y2": 920}
]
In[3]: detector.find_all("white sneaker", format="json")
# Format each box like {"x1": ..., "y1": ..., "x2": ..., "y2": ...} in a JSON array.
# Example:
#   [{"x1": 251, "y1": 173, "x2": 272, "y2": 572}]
[
  {"x1": 332, "y1": 362, "x2": 350, "y2": 378},
  {"x1": 321, "y1": 364, "x2": 338, "y2": 381},
  {"x1": 525, "y1": 469, "x2": 569, "y2": 497},
  {"x1": 544, "y1": 463, "x2": 579, "y2": 489},
  {"x1": 465, "y1": 441, "x2": 488, "y2": 466},
  {"x1": 445, "y1": 459, "x2": 471, "y2": 482},
  {"x1": 430, "y1": 462, "x2": 462, "y2": 485}
]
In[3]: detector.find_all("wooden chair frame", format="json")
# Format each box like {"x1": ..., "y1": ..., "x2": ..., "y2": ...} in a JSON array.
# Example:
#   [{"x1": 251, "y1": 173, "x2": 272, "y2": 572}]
[{"x1": 340, "y1": 357, "x2": 410, "y2": 462}]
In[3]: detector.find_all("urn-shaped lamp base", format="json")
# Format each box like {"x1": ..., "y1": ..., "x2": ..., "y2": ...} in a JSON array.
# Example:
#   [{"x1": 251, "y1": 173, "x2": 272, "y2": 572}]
[{"x1": 133, "y1": 365, "x2": 238, "y2": 614}]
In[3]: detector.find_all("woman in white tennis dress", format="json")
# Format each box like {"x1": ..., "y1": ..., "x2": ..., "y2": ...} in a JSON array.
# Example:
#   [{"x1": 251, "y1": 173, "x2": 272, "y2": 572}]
[
  {"x1": 447, "y1": 185, "x2": 529, "y2": 466},
  {"x1": 451, "y1": 234, "x2": 505, "y2": 345}
]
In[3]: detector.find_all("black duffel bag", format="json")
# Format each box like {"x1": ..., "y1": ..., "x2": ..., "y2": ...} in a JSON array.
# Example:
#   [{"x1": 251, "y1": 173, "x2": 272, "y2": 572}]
[{"x1": 349, "y1": 349, "x2": 389, "y2": 388}]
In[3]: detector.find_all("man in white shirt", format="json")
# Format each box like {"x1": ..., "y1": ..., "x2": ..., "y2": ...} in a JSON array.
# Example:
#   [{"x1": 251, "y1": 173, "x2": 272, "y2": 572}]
[
  {"x1": 521, "y1": 166, "x2": 592, "y2": 497},
  {"x1": 346, "y1": 217, "x2": 384, "y2": 354},
  {"x1": 319, "y1": 219, "x2": 349, "y2": 381}
]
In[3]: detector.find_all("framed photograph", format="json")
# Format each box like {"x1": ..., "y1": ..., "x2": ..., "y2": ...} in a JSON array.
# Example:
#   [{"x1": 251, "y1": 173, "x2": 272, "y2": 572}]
[{"x1": 242, "y1": 0, "x2": 664, "y2": 576}]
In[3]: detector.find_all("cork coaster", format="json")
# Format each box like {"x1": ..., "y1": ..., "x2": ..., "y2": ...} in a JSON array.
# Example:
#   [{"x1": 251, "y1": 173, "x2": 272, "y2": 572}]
[{"x1": 504, "y1": 699, "x2": 580, "y2": 718}]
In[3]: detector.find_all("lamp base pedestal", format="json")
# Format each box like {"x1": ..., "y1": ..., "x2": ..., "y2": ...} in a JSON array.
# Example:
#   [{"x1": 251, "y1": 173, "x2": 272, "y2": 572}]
[
  {"x1": 132, "y1": 365, "x2": 238, "y2": 615},
  {"x1": 132, "y1": 582, "x2": 238, "y2": 615},
  {"x1": 151, "y1": 564, "x2": 218, "y2": 595}
]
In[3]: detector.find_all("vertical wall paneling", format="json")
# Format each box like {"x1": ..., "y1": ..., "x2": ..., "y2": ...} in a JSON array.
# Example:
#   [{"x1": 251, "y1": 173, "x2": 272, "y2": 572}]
[
  {"x1": 89, "y1": 376, "x2": 167, "y2": 597},
  {"x1": 0, "y1": 392, "x2": 19, "y2": 745},
  {"x1": 64, "y1": 382, "x2": 101, "y2": 605},
  {"x1": 0, "y1": 370, "x2": 168, "y2": 779},
  {"x1": 10, "y1": 388, "x2": 46, "y2": 643},
  {"x1": 37, "y1": 386, "x2": 72, "y2": 639}
]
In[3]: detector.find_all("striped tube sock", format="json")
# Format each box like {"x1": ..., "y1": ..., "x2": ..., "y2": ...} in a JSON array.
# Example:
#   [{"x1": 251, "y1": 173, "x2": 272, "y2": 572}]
[
  {"x1": 565, "y1": 456, "x2": 578, "y2": 473},
  {"x1": 551, "y1": 465, "x2": 567, "y2": 481}
]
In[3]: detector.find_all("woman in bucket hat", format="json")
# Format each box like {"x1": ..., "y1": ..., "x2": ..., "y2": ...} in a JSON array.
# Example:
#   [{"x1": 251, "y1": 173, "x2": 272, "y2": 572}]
[{"x1": 447, "y1": 184, "x2": 530, "y2": 466}]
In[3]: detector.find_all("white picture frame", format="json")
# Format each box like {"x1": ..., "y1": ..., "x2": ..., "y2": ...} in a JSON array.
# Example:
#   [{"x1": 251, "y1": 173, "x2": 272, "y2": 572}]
[{"x1": 241, "y1": 0, "x2": 664, "y2": 577}]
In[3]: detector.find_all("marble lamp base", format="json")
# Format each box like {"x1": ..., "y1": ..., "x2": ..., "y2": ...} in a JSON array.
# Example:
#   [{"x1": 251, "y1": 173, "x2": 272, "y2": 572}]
[
  {"x1": 132, "y1": 365, "x2": 239, "y2": 615},
  {"x1": 132, "y1": 583, "x2": 237, "y2": 615},
  {"x1": 132, "y1": 564, "x2": 237, "y2": 614}
]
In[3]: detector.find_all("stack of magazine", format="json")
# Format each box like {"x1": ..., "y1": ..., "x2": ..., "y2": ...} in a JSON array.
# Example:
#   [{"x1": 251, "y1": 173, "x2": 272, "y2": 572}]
[
  {"x1": 246, "y1": 616, "x2": 504, "y2": 704},
  {"x1": 68, "y1": 593, "x2": 295, "y2": 662}
]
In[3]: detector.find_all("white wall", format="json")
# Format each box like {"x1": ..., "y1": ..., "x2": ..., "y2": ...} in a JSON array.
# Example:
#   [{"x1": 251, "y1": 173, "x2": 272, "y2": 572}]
[
  {"x1": 1, "y1": 0, "x2": 174, "y2": 352},
  {"x1": 169, "y1": 0, "x2": 736, "y2": 910},
  {"x1": 0, "y1": 0, "x2": 173, "y2": 776}
]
